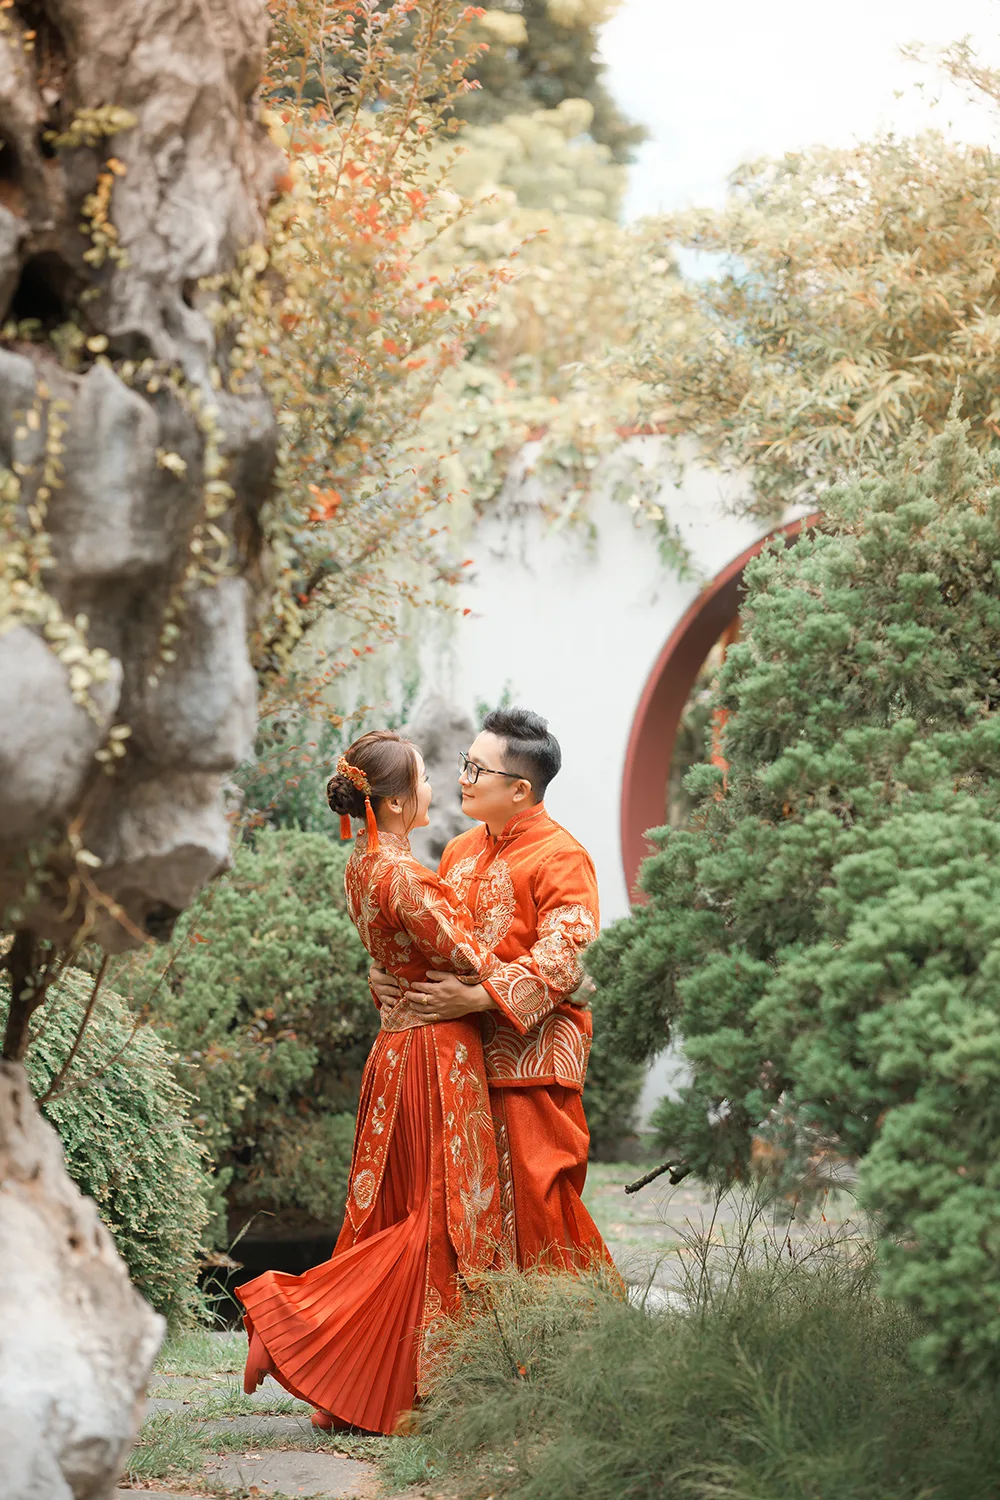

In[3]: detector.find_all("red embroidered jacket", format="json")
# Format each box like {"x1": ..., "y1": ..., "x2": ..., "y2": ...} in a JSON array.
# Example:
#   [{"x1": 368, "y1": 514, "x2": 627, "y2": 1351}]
[
  {"x1": 438, "y1": 803, "x2": 599, "y2": 1092},
  {"x1": 344, "y1": 829, "x2": 497, "y2": 1012},
  {"x1": 342, "y1": 829, "x2": 502, "y2": 1277}
]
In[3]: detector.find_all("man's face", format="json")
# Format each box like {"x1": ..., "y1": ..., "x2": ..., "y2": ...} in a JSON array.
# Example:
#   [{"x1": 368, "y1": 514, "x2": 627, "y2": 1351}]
[{"x1": 459, "y1": 730, "x2": 532, "y2": 829}]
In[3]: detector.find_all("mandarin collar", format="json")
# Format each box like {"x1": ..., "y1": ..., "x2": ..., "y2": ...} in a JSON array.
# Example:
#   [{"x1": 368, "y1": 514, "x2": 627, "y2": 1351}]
[
  {"x1": 487, "y1": 802, "x2": 547, "y2": 844},
  {"x1": 357, "y1": 829, "x2": 411, "y2": 851}
]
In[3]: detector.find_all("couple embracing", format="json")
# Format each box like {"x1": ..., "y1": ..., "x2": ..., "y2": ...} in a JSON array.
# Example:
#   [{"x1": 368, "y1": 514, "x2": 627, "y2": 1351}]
[{"x1": 238, "y1": 707, "x2": 612, "y2": 1434}]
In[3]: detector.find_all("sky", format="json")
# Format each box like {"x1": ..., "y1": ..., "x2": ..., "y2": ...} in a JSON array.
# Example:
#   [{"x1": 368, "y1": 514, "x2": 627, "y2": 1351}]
[{"x1": 599, "y1": 0, "x2": 1000, "y2": 221}]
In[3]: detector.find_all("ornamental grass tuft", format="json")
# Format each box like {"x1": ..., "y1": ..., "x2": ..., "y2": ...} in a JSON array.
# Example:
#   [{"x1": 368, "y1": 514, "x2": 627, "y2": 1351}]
[{"x1": 409, "y1": 1202, "x2": 1000, "y2": 1500}]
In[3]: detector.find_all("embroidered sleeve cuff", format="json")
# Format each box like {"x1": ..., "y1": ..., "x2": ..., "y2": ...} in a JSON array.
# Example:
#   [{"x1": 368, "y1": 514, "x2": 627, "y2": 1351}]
[
  {"x1": 484, "y1": 962, "x2": 553, "y2": 1035},
  {"x1": 459, "y1": 952, "x2": 499, "y2": 985}
]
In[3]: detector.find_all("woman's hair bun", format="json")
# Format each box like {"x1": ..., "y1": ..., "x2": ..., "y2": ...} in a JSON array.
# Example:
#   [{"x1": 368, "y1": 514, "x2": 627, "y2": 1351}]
[
  {"x1": 325, "y1": 729, "x2": 420, "y2": 829},
  {"x1": 326, "y1": 773, "x2": 367, "y2": 819}
]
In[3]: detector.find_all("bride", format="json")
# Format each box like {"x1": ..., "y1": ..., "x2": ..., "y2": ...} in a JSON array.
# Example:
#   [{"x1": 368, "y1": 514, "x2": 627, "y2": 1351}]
[{"x1": 237, "y1": 730, "x2": 502, "y2": 1435}]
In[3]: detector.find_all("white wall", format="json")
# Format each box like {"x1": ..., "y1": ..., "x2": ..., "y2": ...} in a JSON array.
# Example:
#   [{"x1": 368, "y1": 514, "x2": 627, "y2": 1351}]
[{"x1": 426, "y1": 439, "x2": 781, "y2": 923}]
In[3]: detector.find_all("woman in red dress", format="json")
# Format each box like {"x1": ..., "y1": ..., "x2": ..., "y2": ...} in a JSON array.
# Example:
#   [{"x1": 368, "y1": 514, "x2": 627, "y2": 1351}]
[{"x1": 238, "y1": 731, "x2": 503, "y2": 1435}]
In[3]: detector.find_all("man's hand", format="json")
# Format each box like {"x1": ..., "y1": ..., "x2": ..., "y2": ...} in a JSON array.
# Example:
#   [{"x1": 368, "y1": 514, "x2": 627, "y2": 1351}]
[
  {"x1": 408, "y1": 971, "x2": 496, "y2": 1022},
  {"x1": 369, "y1": 965, "x2": 403, "y2": 1006}
]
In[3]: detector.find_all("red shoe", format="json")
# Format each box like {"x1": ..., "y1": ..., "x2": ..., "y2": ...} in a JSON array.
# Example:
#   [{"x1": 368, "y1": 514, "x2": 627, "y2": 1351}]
[
  {"x1": 311, "y1": 1408, "x2": 356, "y2": 1433},
  {"x1": 243, "y1": 1331, "x2": 275, "y2": 1395}
]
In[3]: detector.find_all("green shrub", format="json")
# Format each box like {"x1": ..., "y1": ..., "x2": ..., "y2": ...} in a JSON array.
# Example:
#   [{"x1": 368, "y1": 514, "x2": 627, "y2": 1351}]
[
  {"x1": 118, "y1": 830, "x2": 378, "y2": 1243},
  {"x1": 233, "y1": 690, "x2": 418, "y2": 836},
  {"x1": 234, "y1": 717, "x2": 348, "y2": 834},
  {"x1": 588, "y1": 422, "x2": 1000, "y2": 1378},
  {"x1": 413, "y1": 1220, "x2": 1000, "y2": 1500},
  {"x1": 4, "y1": 968, "x2": 210, "y2": 1325},
  {"x1": 583, "y1": 995, "x2": 645, "y2": 1158}
]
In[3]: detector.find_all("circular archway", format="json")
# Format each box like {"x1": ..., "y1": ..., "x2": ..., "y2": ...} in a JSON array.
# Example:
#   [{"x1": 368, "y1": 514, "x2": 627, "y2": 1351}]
[{"x1": 620, "y1": 513, "x2": 821, "y2": 899}]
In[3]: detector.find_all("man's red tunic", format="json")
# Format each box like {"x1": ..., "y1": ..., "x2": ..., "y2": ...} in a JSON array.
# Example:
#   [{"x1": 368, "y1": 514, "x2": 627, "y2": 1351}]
[{"x1": 439, "y1": 802, "x2": 613, "y2": 1270}]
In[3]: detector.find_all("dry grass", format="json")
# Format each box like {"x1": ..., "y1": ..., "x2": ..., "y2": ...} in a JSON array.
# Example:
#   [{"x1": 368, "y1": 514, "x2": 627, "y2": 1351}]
[{"x1": 395, "y1": 1194, "x2": 1000, "y2": 1500}]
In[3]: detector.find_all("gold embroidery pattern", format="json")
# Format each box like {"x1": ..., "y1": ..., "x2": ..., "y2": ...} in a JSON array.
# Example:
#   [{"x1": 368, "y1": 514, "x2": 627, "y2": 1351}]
[
  {"x1": 384, "y1": 858, "x2": 494, "y2": 977},
  {"x1": 483, "y1": 1011, "x2": 591, "y2": 1089},
  {"x1": 417, "y1": 1283, "x2": 448, "y2": 1394},
  {"x1": 345, "y1": 1036, "x2": 410, "y2": 1233},
  {"x1": 534, "y1": 904, "x2": 598, "y2": 994},
  {"x1": 439, "y1": 1035, "x2": 499, "y2": 1270},
  {"x1": 352, "y1": 1168, "x2": 376, "y2": 1211},
  {"x1": 379, "y1": 992, "x2": 427, "y2": 1032},
  {"x1": 344, "y1": 834, "x2": 495, "y2": 983},
  {"x1": 487, "y1": 961, "x2": 551, "y2": 1031},
  {"x1": 491, "y1": 1093, "x2": 517, "y2": 1264},
  {"x1": 444, "y1": 854, "x2": 517, "y2": 949}
]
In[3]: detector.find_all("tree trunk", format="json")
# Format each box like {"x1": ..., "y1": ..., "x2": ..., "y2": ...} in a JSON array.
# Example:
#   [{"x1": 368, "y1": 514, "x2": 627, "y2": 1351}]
[{"x1": 0, "y1": 2, "x2": 279, "y2": 1492}]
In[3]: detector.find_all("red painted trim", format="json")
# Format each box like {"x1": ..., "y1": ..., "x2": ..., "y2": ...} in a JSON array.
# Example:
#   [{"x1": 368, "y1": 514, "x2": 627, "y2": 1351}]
[{"x1": 620, "y1": 512, "x2": 822, "y2": 901}]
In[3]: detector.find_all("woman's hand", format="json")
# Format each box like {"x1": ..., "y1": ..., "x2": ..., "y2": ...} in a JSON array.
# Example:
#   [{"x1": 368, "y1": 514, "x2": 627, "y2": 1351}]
[
  {"x1": 408, "y1": 971, "x2": 496, "y2": 1022},
  {"x1": 369, "y1": 966, "x2": 403, "y2": 1006}
]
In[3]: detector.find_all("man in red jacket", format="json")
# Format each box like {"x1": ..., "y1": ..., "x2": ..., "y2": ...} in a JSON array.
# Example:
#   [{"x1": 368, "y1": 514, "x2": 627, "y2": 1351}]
[{"x1": 372, "y1": 707, "x2": 611, "y2": 1271}]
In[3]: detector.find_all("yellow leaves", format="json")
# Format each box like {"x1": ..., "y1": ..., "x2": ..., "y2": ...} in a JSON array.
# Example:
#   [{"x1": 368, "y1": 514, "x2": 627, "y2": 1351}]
[
  {"x1": 242, "y1": 4, "x2": 571, "y2": 683},
  {"x1": 45, "y1": 106, "x2": 137, "y2": 152},
  {"x1": 94, "y1": 722, "x2": 131, "y2": 767},
  {"x1": 627, "y1": 131, "x2": 1000, "y2": 507},
  {"x1": 157, "y1": 450, "x2": 188, "y2": 477},
  {"x1": 246, "y1": 244, "x2": 269, "y2": 276},
  {"x1": 478, "y1": 9, "x2": 527, "y2": 45}
]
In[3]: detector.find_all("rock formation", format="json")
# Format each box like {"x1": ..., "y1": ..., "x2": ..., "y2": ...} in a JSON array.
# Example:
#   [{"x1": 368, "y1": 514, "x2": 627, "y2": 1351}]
[
  {"x1": 0, "y1": 0, "x2": 279, "y2": 951},
  {"x1": 403, "y1": 693, "x2": 477, "y2": 868},
  {"x1": 0, "y1": 1061, "x2": 164, "y2": 1500},
  {"x1": 0, "y1": 2, "x2": 277, "y2": 1493}
]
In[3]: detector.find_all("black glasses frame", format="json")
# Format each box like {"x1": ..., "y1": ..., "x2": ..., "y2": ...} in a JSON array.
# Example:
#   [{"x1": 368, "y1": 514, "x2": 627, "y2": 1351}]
[{"x1": 459, "y1": 751, "x2": 527, "y2": 786}]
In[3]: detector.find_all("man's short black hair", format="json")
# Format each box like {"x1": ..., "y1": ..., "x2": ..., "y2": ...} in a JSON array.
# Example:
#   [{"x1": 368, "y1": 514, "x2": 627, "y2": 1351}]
[{"x1": 481, "y1": 706, "x2": 562, "y2": 798}]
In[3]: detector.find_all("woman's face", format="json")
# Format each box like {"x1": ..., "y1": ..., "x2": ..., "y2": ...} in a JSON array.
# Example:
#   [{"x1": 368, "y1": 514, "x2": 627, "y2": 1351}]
[{"x1": 410, "y1": 750, "x2": 433, "y2": 829}]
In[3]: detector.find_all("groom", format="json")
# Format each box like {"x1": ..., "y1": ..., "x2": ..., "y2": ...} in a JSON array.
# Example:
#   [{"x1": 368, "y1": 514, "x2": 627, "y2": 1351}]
[{"x1": 372, "y1": 707, "x2": 610, "y2": 1271}]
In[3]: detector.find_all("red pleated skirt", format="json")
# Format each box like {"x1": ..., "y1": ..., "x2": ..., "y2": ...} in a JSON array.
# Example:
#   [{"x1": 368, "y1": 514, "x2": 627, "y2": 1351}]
[{"x1": 237, "y1": 1027, "x2": 454, "y2": 1434}]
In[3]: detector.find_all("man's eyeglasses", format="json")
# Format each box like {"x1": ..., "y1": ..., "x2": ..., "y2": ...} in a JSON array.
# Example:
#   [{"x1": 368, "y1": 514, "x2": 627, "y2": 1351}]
[{"x1": 459, "y1": 751, "x2": 526, "y2": 786}]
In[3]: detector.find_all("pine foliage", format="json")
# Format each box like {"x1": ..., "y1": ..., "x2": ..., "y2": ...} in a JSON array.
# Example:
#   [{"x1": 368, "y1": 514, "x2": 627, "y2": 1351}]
[
  {"x1": 2, "y1": 969, "x2": 210, "y2": 1326},
  {"x1": 588, "y1": 422, "x2": 1000, "y2": 1377}
]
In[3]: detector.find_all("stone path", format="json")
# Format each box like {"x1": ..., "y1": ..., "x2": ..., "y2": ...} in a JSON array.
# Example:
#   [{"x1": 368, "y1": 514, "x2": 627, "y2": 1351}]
[
  {"x1": 118, "y1": 1360, "x2": 396, "y2": 1499},
  {"x1": 203, "y1": 1450, "x2": 377, "y2": 1496},
  {"x1": 117, "y1": 1162, "x2": 863, "y2": 1498}
]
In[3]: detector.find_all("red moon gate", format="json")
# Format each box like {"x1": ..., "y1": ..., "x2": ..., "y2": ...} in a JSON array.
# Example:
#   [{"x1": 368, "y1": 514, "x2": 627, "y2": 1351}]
[{"x1": 620, "y1": 513, "x2": 820, "y2": 899}]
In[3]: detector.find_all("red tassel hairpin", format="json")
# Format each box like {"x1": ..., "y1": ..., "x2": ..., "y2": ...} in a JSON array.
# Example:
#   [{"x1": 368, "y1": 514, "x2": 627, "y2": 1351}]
[{"x1": 337, "y1": 755, "x2": 379, "y2": 851}]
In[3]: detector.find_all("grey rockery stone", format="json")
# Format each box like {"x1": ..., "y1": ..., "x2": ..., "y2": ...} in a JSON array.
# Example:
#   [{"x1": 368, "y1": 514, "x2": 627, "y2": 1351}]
[
  {"x1": 0, "y1": 205, "x2": 27, "y2": 313},
  {"x1": 403, "y1": 693, "x2": 477, "y2": 868},
  {"x1": 126, "y1": 576, "x2": 258, "y2": 774},
  {"x1": 0, "y1": 626, "x2": 123, "y2": 843},
  {"x1": 0, "y1": 1062, "x2": 164, "y2": 1500},
  {"x1": 86, "y1": 769, "x2": 234, "y2": 952},
  {"x1": 0, "y1": 0, "x2": 280, "y2": 950},
  {"x1": 51, "y1": 362, "x2": 170, "y2": 581},
  {"x1": 0, "y1": 4, "x2": 278, "y2": 1495}
]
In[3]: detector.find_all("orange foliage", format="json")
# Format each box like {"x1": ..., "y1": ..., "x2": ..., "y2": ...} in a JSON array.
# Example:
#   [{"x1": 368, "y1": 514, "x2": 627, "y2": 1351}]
[{"x1": 230, "y1": 1, "x2": 509, "y2": 712}]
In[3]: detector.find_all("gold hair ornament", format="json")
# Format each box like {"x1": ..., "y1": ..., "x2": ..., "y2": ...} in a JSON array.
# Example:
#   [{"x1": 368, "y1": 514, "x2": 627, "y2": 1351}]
[{"x1": 336, "y1": 755, "x2": 379, "y2": 849}]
